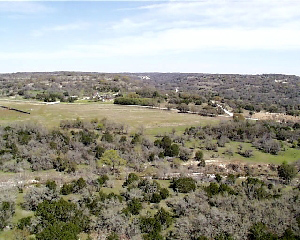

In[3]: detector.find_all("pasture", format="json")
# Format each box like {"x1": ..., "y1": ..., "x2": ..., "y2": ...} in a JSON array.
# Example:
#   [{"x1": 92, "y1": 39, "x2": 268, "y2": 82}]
[
  {"x1": 217, "y1": 142, "x2": 300, "y2": 164},
  {"x1": 0, "y1": 100, "x2": 222, "y2": 133}
]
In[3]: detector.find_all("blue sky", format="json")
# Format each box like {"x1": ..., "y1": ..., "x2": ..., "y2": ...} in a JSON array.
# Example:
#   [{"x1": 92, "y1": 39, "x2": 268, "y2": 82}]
[{"x1": 1, "y1": 1, "x2": 300, "y2": 75}]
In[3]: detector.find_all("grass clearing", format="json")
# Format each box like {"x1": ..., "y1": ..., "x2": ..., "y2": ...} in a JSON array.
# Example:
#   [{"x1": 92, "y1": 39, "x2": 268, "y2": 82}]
[
  {"x1": 155, "y1": 179, "x2": 171, "y2": 189},
  {"x1": 0, "y1": 100, "x2": 222, "y2": 132},
  {"x1": 187, "y1": 140, "x2": 300, "y2": 165},
  {"x1": 0, "y1": 230, "x2": 15, "y2": 240},
  {"x1": 217, "y1": 141, "x2": 300, "y2": 164},
  {"x1": 11, "y1": 193, "x2": 34, "y2": 224},
  {"x1": 101, "y1": 180, "x2": 124, "y2": 194}
]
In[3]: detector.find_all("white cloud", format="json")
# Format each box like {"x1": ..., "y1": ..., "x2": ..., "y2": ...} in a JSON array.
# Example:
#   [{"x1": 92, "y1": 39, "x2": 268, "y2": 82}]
[
  {"x1": 97, "y1": 0, "x2": 300, "y2": 57},
  {"x1": 1, "y1": 0, "x2": 300, "y2": 75},
  {"x1": 119, "y1": 0, "x2": 300, "y2": 29},
  {"x1": 2, "y1": 0, "x2": 300, "y2": 60},
  {"x1": 71, "y1": 27, "x2": 300, "y2": 56},
  {"x1": 2, "y1": 25, "x2": 299, "y2": 62},
  {"x1": 31, "y1": 22, "x2": 90, "y2": 37},
  {"x1": 110, "y1": 18, "x2": 154, "y2": 32},
  {"x1": 0, "y1": 2, "x2": 52, "y2": 14}
]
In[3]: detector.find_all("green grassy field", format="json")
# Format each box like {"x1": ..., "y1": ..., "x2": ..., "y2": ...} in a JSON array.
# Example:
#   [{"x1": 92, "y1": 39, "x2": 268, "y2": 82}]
[
  {"x1": 184, "y1": 139, "x2": 300, "y2": 164},
  {"x1": 11, "y1": 193, "x2": 34, "y2": 224},
  {"x1": 214, "y1": 141, "x2": 300, "y2": 164},
  {"x1": 0, "y1": 100, "x2": 221, "y2": 132}
]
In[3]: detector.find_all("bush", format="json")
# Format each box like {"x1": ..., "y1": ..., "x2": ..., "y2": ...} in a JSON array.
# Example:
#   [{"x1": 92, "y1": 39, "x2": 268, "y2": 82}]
[
  {"x1": 159, "y1": 188, "x2": 170, "y2": 199},
  {"x1": 179, "y1": 147, "x2": 191, "y2": 161},
  {"x1": 60, "y1": 183, "x2": 74, "y2": 195},
  {"x1": 123, "y1": 173, "x2": 140, "y2": 187},
  {"x1": 154, "y1": 208, "x2": 173, "y2": 228},
  {"x1": 35, "y1": 198, "x2": 90, "y2": 240},
  {"x1": 131, "y1": 134, "x2": 141, "y2": 144},
  {"x1": 0, "y1": 201, "x2": 15, "y2": 230},
  {"x1": 106, "y1": 232, "x2": 120, "y2": 240},
  {"x1": 150, "y1": 193, "x2": 162, "y2": 203},
  {"x1": 60, "y1": 178, "x2": 86, "y2": 195},
  {"x1": 126, "y1": 198, "x2": 142, "y2": 215},
  {"x1": 215, "y1": 174, "x2": 222, "y2": 183},
  {"x1": 248, "y1": 222, "x2": 278, "y2": 240},
  {"x1": 36, "y1": 222, "x2": 80, "y2": 240},
  {"x1": 140, "y1": 217, "x2": 162, "y2": 234},
  {"x1": 204, "y1": 182, "x2": 219, "y2": 197},
  {"x1": 277, "y1": 161, "x2": 297, "y2": 184},
  {"x1": 23, "y1": 187, "x2": 58, "y2": 211},
  {"x1": 114, "y1": 97, "x2": 155, "y2": 106},
  {"x1": 214, "y1": 232, "x2": 234, "y2": 240},
  {"x1": 95, "y1": 145, "x2": 105, "y2": 158},
  {"x1": 164, "y1": 144, "x2": 179, "y2": 157},
  {"x1": 170, "y1": 177, "x2": 196, "y2": 193},
  {"x1": 195, "y1": 150, "x2": 204, "y2": 161},
  {"x1": 204, "y1": 182, "x2": 236, "y2": 197},
  {"x1": 239, "y1": 149, "x2": 254, "y2": 158},
  {"x1": 17, "y1": 216, "x2": 32, "y2": 230},
  {"x1": 74, "y1": 177, "x2": 87, "y2": 191},
  {"x1": 101, "y1": 132, "x2": 114, "y2": 143},
  {"x1": 46, "y1": 180, "x2": 57, "y2": 191},
  {"x1": 143, "y1": 231, "x2": 164, "y2": 240},
  {"x1": 97, "y1": 175, "x2": 109, "y2": 187}
]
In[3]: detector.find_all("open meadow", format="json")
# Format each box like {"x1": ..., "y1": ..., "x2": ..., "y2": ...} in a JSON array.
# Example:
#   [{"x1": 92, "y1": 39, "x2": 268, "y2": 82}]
[{"x1": 0, "y1": 100, "x2": 222, "y2": 134}]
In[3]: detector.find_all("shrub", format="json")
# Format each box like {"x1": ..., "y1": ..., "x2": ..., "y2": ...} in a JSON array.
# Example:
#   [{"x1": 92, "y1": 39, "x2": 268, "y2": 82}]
[
  {"x1": 101, "y1": 132, "x2": 114, "y2": 143},
  {"x1": 35, "y1": 198, "x2": 89, "y2": 240},
  {"x1": 159, "y1": 188, "x2": 170, "y2": 199},
  {"x1": 106, "y1": 232, "x2": 120, "y2": 240},
  {"x1": 150, "y1": 193, "x2": 162, "y2": 203},
  {"x1": 46, "y1": 180, "x2": 57, "y2": 191},
  {"x1": 126, "y1": 198, "x2": 142, "y2": 215},
  {"x1": 215, "y1": 174, "x2": 222, "y2": 183},
  {"x1": 97, "y1": 175, "x2": 109, "y2": 187},
  {"x1": 0, "y1": 201, "x2": 15, "y2": 230},
  {"x1": 123, "y1": 173, "x2": 140, "y2": 187},
  {"x1": 60, "y1": 183, "x2": 74, "y2": 195},
  {"x1": 170, "y1": 177, "x2": 196, "y2": 193},
  {"x1": 277, "y1": 161, "x2": 297, "y2": 184},
  {"x1": 140, "y1": 216, "x2": 162, "y2": 234},
  {"x1": 195, "y1": 150, "x2": 204, "y2": 161},
  {"x1": 248, "y1": 222, "x2": 278, "y2": 240},
  {"x1": 154, "y1": 208, "x2": 173, "y2": 228},
  {"x1": 17, "y1": 216, "x2": 32, "y2": 230}
]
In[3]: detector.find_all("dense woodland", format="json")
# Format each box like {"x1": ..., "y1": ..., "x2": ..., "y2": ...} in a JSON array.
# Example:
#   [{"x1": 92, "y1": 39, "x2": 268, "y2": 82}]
[
  {"x1": 2, "y1": 172, "x2": 300, "y2": 240},
  {"x1": 0, "y1": 117, "x2": 300, "y2": 239},
  {"x1": 1, "y1": 72, "x2": 300, "y2": 115},
  {"x1": 0, "y1": 72, "x2": 300, "y2": 240},
  {"x1": 1, "y1": 118, "x2": 300, "y2": 174}
]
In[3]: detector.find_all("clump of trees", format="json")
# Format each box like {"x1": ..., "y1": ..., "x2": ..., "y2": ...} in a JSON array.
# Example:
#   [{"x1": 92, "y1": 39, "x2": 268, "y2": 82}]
[
  {"x1": 277, "y1": 161, "x2": 298, "y2": 184},
  {"x1": 34, "y1": 198, "x2": 90, "y2": 240},
  {"x1": 60, "y1": 177, "x2": 87, "y2": 195},
  {"x1": 154, "y1": 136, "x2": 180, "y2": 157},
  {"x1": 170, "y1": 177, "x2": 196, "y2": 193},
  {"x1": 1, "y1": 168, "x2": 299, "y2": 240},
  {"x1": 114, "y1": 97, "x2": 158, "y2": 107},
  {"x1": 0, "y1": 201, "x2": 15, "y2": 230}
]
